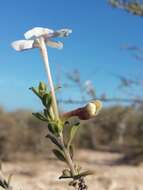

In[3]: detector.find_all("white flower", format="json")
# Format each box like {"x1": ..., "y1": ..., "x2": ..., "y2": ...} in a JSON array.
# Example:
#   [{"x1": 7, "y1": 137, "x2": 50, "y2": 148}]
[
  {"x1": 11, "y1": 27, "x2": 72, "y2": 120},
  {"x1": 11, "y1": 27, "x2": 72, "y2": 51}
]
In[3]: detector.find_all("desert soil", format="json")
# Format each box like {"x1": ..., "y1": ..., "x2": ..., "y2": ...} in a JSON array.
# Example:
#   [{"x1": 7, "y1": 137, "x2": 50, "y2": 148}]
[{"x1": 2, "y1": 150, "x2": 143, "y2": 190}]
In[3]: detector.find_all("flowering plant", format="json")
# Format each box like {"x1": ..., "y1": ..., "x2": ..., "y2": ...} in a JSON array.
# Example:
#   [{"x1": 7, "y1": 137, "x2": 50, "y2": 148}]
[{"x1": 11, "y1": 27, "x2": 102, "y2": 190}]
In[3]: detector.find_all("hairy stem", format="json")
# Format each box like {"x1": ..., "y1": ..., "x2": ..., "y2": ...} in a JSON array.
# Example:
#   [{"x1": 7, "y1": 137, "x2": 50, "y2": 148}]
[
  {"x1": 59, "y1": 132, "x2": 76, "y2": 176},
  {"x1": 59, "y1": 132, "x2": 88, "y2": 190}
]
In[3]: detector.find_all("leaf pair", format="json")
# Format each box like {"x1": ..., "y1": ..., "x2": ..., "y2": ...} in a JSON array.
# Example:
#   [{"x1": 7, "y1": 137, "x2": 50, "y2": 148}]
[
  {"x1": 30, "y1": 82, "x2": 53, "y2": 122},
  {"x1": 52, "y1": 149, "x2": 65, "y2": 162},
  {"x1": 46, "y1": 133, "x2": 65, "y2": 162}
]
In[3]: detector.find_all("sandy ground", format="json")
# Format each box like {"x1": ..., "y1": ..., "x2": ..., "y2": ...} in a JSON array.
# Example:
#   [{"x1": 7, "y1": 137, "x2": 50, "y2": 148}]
[{"x1": 2, "y1": 150, "x2": 143, "y2": 190}]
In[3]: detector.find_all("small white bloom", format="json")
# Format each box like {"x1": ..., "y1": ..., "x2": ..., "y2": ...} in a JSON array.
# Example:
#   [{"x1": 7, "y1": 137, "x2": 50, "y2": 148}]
[{"x1": 11, "y1": 27, "x2": 72, "y2": 51}]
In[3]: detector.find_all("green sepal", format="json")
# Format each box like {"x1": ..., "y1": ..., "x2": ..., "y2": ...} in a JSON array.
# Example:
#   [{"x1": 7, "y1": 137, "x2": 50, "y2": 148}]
[{"x1": 52, "y1": 149, "x2": 65, "y2": 162}]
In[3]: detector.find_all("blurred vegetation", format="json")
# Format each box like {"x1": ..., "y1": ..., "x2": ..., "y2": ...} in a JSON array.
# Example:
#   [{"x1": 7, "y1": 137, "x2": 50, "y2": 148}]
[
  {"x1": 108, "y1": 0, "x2": 143, "y2": 16},
  {"x1": 0, "y1": 104, "x2": 143, "y2": 163}
]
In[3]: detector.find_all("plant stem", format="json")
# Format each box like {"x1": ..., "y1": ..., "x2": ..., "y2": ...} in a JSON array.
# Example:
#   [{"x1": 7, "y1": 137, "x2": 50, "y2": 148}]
[
  {"x1": 59, "y1": 132, "x2": 76, "y2": 176},
  {"x1": 39, "y1": 37, "x2": 59, "y2": 120},
  {"x1": 59, "y1": 133, "x2": 88, "y2": 190}
]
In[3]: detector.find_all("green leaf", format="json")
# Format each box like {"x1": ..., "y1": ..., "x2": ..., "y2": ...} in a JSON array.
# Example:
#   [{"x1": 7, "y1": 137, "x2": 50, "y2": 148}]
[
  {"x1": 52, "y1": 149, "x2": 65, "y2": 162},
  {"x1": 48, "y1": 123, "x2": 60, "y2": 136},
  {"x1": 44, "y1": 109, "x2": 52, "y2": 120},
  {"x1": 75, "y1": 170, "x2": 95, "y2": 179},
  {"x1": 42, "y1": 93, "x2": 52, "y2": 108},
  {"x1": 68, "y1": 125, "x2": 80, "y2": 148},
  {"x1": 44, "y1": 109, "x2": 48, "y2": 117},
  {"x1": 46, "y1": 134, "x2": 63, "y2": 150},
  {"x1": 48, "y1": 123, "x2": 55, "y2": 134},
  {"x1": 59, "y1": 170, "x2": 94, "y2": 180},
  {"x1": 29, "y1": 87, "x2": 41, "y2": 99},
  {"x1": 32, "y1": 112, "x2": 48, "y2": 122}
]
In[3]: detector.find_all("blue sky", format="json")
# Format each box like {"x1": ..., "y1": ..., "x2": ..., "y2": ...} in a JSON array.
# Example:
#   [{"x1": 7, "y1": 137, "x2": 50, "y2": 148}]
[{"x1": 0, "y1": 0, "x2": 143, "y2": 111}]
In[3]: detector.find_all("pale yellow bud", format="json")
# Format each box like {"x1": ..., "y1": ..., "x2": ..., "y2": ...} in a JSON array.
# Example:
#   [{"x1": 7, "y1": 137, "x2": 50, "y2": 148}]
[
  {"x1": 85, "y1": 102, "x2": 96, "y2": 116},
  {"x1": 93, "y1": 100, "x2": 102, "y2": 115},
  {"x1": 85, "y1": 100, "x2": 102, "y2": 117}
]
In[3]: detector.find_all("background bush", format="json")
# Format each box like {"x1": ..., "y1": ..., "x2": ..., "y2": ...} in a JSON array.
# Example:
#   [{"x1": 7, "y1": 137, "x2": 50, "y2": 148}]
[{"x1": 0, "y1": 105, "x2": 143, "y2": 160}]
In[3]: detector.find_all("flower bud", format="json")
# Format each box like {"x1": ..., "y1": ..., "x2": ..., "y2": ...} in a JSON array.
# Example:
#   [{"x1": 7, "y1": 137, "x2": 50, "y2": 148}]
[
  {"x1": 85, "y1": 102, "x2": 96, "y2": 117},
  {"x1": 39, "y1": 81, "x2": 47, "y2": 92},
  {"x1": 61, "y1": 100, "x2": 102, "y2": 120}
]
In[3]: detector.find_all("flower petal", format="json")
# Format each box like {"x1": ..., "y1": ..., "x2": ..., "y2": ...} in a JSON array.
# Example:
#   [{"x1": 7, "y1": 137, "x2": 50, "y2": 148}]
[
  {"x1": 46, "y1": 40, "x2": 63, "y2": 49},
  {"x1": 54, "y1": 29, "x2": 72, "y2": 37},
  {"x1": 24, "y1": 27, "x2": 54, "y2": 40},
  {"x1": 11, "y1": 40, "x2": 35, "y2": 51}
]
